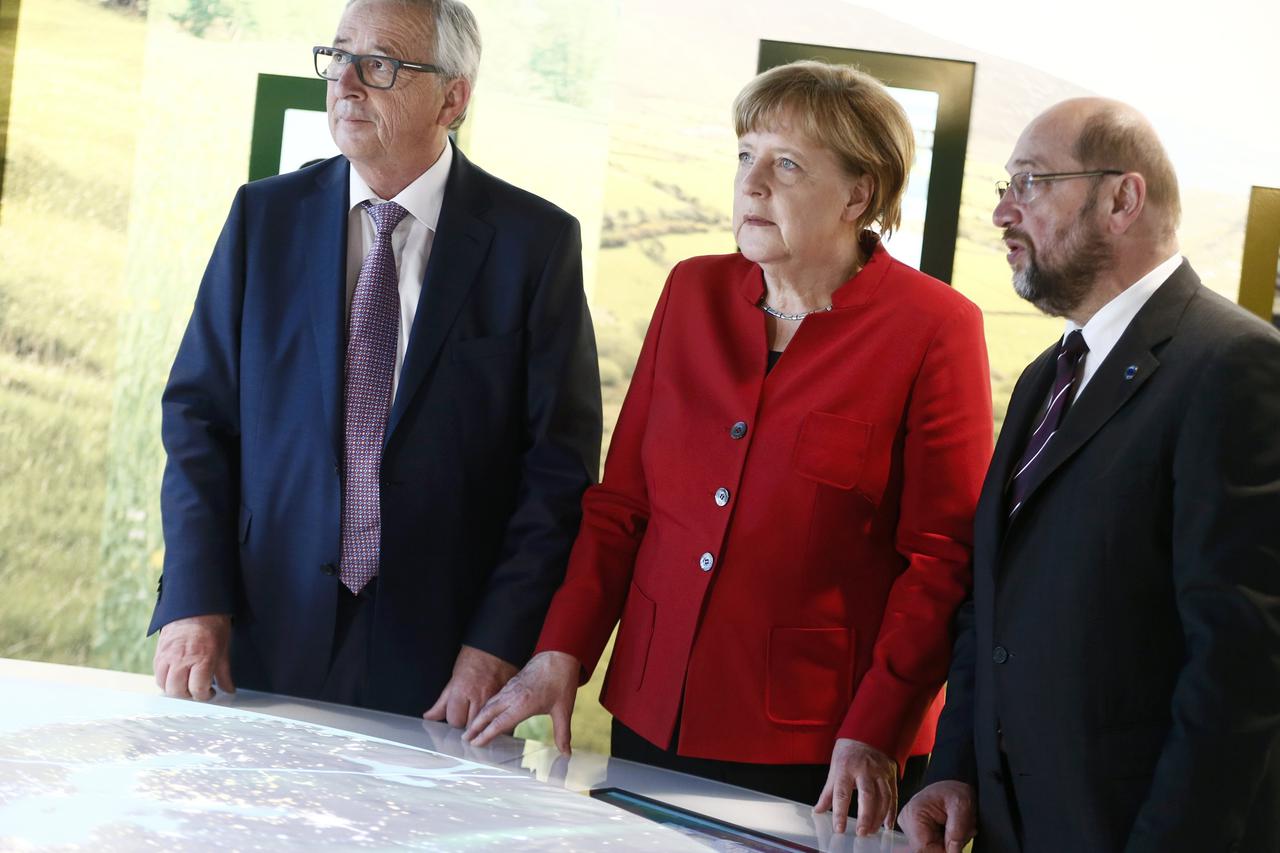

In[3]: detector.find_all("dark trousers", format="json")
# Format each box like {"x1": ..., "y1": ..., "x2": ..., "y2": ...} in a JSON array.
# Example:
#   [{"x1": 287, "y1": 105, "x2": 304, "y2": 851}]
[
  {"x1": 319, "y1": 578, "x2": 377, "y2": 706},
  {"x1": 611, "y1": 718, "x2": 931, "y2": 811}
]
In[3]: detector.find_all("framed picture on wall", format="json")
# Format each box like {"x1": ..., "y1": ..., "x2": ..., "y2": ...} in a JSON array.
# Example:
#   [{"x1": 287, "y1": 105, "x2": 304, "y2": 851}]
[
  {"x1": 248, "y1": 74, "x2": 334, "y2": 181},
  {"x1": 757, "y1": 41, "x2": 975, "y2": 285},
  {"x1": 1236, "y1": 185, "x2": 1280, "y2": 329}
]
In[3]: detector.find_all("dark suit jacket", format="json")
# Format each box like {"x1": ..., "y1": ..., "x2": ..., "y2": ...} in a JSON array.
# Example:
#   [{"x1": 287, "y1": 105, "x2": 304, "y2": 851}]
[
  {"x1": 150, "y1": 149, "x2": 602, "y2": 717},
  {"x1": 927, "y1": 262, "x2": 1280, "y2": 852}
]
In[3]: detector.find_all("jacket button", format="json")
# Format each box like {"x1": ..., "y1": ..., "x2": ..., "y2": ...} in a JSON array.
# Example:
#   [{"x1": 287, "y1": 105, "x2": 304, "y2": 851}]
[
  {"x1": 698, "y1": 552, "x2": 715, "y2": 572},
  {"x1": 321, "y1": 562, "x2": 338, "y2": 576},
  {"x1": 992, "y1": 645, "x2": 1009, "y2": 664},
  {"x1": 714, "y1": 487, "x2": 730, "y2": 506},
  {"x1": 730, "y1": 421, "x2": 748, "y2": 439}
]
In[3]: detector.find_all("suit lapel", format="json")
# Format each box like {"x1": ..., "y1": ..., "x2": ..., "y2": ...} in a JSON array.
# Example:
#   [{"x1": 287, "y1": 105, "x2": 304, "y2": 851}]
[
  {"x1": 1004, "y1": 262, "x2": 1199, "y2": 531},
  {"x1": 977, "y1": 344, "x2": 1056, "y2": 551},
  {"x1": 386, "y1": 148, "x2": 495, "y2": 442},
  {"x1": 304, "y1": 157, "x2": 351, "y2": 459}
]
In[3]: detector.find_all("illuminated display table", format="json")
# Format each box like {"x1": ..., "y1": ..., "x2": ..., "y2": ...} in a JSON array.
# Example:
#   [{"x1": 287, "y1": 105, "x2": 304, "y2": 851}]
[{"x1": 0, "y1": 658, "x2": 910, "y2": 852}]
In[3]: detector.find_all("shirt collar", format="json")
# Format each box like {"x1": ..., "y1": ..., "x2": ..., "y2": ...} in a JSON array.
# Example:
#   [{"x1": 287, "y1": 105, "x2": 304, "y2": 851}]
[
  {"x1": 347, "y1": 139, "x2": 453, "y2": 231},
  {"x1": 1065, "y1": 252, "x2": 1183, "y2": 355}
]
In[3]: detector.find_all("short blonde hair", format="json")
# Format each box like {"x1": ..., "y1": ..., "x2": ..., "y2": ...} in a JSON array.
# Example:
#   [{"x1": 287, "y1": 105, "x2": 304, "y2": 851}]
[{"x1": 733, "y1": 60, "x2": 915, "y2": 235}]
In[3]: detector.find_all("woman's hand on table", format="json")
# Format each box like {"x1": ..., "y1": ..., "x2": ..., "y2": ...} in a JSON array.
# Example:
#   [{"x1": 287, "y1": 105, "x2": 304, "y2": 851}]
[
  {"x1": 462, "y1": 650, "x2": 580, "y2": 753},
  {"x1": 814, "y1": 738, "x2": 899, "y2": 836}
]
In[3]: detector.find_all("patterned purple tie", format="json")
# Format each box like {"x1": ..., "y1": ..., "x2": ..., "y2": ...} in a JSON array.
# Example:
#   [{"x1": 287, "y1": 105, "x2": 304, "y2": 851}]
[
  {"x1": 1007, "y1": 329, "x2": 1089, "y2": 518},
  {"x1": 340, "y1": 200, "x2": 410, "y2": 594}
]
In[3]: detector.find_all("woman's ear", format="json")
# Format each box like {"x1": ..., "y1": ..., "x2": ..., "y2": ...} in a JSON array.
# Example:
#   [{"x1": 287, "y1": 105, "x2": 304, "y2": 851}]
[{"x1": 842, "y1": 173, "x2": 874, "y2": 224}]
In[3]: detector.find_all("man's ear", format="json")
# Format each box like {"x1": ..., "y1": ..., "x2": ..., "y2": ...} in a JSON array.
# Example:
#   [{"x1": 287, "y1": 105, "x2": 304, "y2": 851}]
[
  {"x1": 842, "y1": 173, "x2": 875, "y2": 224},
  {"x1": 1107, "y1": 172, "x2": 1146, "y2": 235},
  {"x1": 437, "y1": 77, "x2": 472, "y2": 128}
]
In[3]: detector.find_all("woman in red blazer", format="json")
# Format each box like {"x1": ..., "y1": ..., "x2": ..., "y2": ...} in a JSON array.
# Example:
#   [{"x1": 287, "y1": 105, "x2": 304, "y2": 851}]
[{"x1": 467, "y1": 60, "x2": 993, "y2": 835}]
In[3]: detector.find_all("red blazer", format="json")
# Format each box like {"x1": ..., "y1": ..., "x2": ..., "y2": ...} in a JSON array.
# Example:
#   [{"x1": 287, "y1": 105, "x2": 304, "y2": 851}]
[{"x1": 537, "y1": 240, "x2": 993, "y2": 766}]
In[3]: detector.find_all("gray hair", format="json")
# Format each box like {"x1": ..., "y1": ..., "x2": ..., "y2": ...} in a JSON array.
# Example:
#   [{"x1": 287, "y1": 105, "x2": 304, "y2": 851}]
[
  {"x1": 428, "y1": 0, "x2": 480, "y2": 129},
  {"x1": 349, "y1": 0, "x2": 482, "y2": 128}
]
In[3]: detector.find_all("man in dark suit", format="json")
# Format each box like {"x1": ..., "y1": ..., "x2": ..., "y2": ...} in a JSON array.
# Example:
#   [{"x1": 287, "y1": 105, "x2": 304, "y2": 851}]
[
  {"x1": 148, "y1": 0, "x2": 601, "y2": 727},
  {"x1": 900, "y1": 98, "x2": 1280, "y2": 852}
]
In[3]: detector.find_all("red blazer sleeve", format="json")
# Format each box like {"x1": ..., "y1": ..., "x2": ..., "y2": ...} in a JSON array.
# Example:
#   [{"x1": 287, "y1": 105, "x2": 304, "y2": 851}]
[
  {"x1": 534, "y1": 269, "x2": 676, "y2": 680},
  {"x1": 837, "y1": 298, "x2": 994, "y2": 766}
]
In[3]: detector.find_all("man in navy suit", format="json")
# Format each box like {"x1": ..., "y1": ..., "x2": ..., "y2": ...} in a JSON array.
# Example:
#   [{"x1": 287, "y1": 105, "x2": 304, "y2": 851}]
[
  {"x1": 900, "y1": 98, "x2": 1280, "y2": 852},
  {"x1": 149, "y1": 0, "x2": 601, "y2": 727}
]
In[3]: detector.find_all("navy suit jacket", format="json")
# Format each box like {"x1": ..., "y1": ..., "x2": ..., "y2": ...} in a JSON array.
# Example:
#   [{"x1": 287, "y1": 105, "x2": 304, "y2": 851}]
[
  {"x1": 926, "y1": 263, "x2": 1280, "y2": 852},
  {"x1": 150, "y1": 149, "x2": 602, "y2": 716}
]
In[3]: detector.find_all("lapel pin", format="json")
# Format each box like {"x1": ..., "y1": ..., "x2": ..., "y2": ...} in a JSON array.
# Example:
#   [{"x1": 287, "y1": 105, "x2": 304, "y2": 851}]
[{"x1": 1124, "y1": 365, "x2": 1139, "y2": 380}]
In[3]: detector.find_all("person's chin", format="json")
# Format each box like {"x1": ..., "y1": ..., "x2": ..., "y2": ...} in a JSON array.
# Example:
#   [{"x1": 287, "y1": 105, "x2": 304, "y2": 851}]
[
  {"x1": 736, "y1": 236, "x2": 780, "y2": 265},
  {"x1": 335, "y1": 135, "x2": 382, "y2": 162},
  {"x1": 1012, "y1": 269, "x2": 1039, "y2": 303},
  {"x1": 333, "y1": 120, "x2": 376, "y2": 145}
]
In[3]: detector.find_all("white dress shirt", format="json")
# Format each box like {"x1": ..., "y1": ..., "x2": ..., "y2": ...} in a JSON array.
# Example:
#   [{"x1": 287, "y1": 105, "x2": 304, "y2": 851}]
[
  {"x1": 1066, "y1": 252, "x2": 1183, "y2": 397},
  {"x1": 345, "y1": 139, "x2": 453, "y2": 396}
]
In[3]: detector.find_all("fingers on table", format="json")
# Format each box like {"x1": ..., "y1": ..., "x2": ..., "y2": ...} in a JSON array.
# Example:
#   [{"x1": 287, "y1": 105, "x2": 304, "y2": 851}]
[
  {"x1": 214, "y1": 656, "x2": 236, "y2": 694},
  {"x1": 445, "y1": 694, "x2": 472, "y2": 729},
  {"x1": 162, "y1": 658, "x2": 195, "y2": 699},
  {"x1": 464, "y1": 689, "x2": 525, "y2": 746},
  {"x1": 944, "y1": 792, "x2": 977, "y2": 851},
  {"x1": 854, "y1": 773, "x2": 884, "y2": 836},
  {"x1": 422, "y1": 692, "x2": 448, "y2": 722},
  {"x1": 549, "y1": 700, "x2": 573, "y2": 755},
  {"x1": 188, "y1": 659, "x2": 215, "y2": 700}
]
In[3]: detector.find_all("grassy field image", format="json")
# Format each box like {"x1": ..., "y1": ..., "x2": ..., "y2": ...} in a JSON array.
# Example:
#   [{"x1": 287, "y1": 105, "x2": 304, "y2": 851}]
[{"x1": 0, "y1": 0, "x2": 1258, "y2": 757}]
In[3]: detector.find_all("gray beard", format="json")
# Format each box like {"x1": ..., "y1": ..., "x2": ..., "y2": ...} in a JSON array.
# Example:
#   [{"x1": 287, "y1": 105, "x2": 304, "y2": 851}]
[{"x1": 1011, "y1": 210, "x2": 1112, "y2": 318}]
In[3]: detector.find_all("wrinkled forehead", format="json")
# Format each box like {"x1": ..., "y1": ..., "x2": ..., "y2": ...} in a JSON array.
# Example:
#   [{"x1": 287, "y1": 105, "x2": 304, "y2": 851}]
[{"x1": 334, "y1": 0, "x2": 431, "y2": 57}]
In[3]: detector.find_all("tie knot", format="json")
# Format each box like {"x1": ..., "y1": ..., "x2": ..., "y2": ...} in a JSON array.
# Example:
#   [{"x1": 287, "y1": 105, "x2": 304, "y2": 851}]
[
  {"x1": 362, "y1": 200, "x2": 410, "y2": 238},
  {"x1": 1062, "y1": 329, "x2": 1088, "y2": 361}
]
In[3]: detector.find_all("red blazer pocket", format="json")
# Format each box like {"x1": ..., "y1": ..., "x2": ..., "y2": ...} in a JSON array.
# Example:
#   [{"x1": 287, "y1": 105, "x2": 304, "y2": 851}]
[
  {"x1": 793, "y1": 411, "x2": 877, "y2": 500},
  {"x1": 608, "y1": 582, "x2": 657, "y2": 694},
  {"x1": 766, "y1": 626, "x2": 854, "y2": 726}
]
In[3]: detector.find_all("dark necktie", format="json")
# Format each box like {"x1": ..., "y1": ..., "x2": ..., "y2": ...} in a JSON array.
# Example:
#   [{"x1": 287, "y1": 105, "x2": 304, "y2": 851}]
[
  {"x1": 1007, "y1": 329, "x2": 1089, "y2": 518},
  {"x1": 340, "y1": 200, "x2": 409, "y2": 594}
]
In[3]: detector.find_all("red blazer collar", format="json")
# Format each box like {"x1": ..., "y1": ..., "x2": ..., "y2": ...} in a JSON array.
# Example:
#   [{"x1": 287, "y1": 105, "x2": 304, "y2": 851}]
[{"x1": 735, "y1": 231, "x2": 893, "y2": 310}]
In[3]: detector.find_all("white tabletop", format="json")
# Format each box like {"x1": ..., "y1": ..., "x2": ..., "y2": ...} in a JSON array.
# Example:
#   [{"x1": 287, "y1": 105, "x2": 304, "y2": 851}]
[{"x1": 0, "y1": 657, "x2": 911, "y2": 852}]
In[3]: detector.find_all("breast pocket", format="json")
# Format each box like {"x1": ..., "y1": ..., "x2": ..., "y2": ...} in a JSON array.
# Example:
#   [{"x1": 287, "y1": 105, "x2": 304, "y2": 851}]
[
  {"x1": 792, "y1": 410, "x2": 883, "y2": 504},
  {"x1": 449, "y1": 329, "x2": 525, "y2": 364},
  {"x1": 447, "y1": 330, "x2": 525, "y2": 448}
]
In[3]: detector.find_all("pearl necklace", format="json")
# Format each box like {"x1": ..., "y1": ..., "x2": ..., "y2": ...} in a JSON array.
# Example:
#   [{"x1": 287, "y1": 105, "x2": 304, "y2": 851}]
[{"x1": 756, "y1": 297, "x2": 833, "y2": 321}]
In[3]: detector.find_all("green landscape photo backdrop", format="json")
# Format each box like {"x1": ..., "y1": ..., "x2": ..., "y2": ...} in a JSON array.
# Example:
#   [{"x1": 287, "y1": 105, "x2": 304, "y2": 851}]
[{"x1": 2, "y1": 0, "x2": 1276, "y2": 754}]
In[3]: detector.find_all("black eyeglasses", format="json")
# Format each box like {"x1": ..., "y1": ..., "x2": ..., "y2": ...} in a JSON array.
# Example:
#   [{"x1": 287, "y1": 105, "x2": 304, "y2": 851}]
[
  {"x1": 996, "y1": 170, "x2": 1124, "y2": 204},
  {"x1": 313, "y1": 46, "x2": 441, "y2": 90}
]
